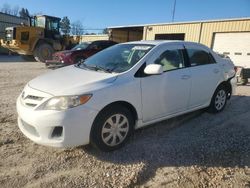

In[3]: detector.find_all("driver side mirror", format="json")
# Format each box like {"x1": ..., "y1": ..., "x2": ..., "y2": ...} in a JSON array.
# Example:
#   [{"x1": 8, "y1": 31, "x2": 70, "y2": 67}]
[{"x1": 144, "y1": 64, "x2": 163, "y2": 75}]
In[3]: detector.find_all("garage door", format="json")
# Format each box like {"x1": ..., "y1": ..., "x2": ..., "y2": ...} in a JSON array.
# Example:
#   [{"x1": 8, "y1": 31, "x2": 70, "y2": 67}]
[{"x1": 212, "y1": 32, "x2": 250, "y2": 68}]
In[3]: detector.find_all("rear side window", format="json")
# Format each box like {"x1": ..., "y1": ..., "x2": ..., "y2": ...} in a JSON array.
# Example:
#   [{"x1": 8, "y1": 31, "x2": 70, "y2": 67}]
[
  {"x1": 155, "y1": 49, "x2": 184, "y2": 72},
  {"x1": 88, "y1": 42, "x2": 101, "y2": 49},
  {"x1": 101, "y1": 42, "x2": 113, "y2": 49},
  {"x1": 187, "y1": 49, "x2": 215, "y2": 66},
  {"x1": 97, "y1": 42, "x2": 108, "y2": 49}
]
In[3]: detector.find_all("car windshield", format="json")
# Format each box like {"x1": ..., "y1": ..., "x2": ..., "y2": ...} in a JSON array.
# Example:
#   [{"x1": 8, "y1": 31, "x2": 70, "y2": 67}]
[
  {"x1": 77, "y1": 44, "x2": 154, "y2": 73},
  {"x1": 72, "y1": 42, "x2": 91, "y2": 50}
]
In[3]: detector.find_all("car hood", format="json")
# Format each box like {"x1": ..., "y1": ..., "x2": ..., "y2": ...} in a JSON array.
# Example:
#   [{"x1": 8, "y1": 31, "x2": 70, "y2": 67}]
[
  {"x1": 54, "y1": 49, "x2": 87, "y2": 56},
  {"x1": 54, "y1": 49, "x2": 79, "y2": 55},
  {"x1": 28, "y1": 65, "x2": 118, "y2": 96},
  {"x1": 54, "y1": 50, "x2": 71, "y2": 56}
]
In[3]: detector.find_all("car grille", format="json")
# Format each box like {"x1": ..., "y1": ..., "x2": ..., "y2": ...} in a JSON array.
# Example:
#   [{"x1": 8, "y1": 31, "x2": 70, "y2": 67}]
[
  {"x1": 26, "y1": 95, "x2": 43, "y2": 101},
  {"x1": 20, "y1": 86, "x2": 51, "y2": 109},
  {"x1": 21, "y1": 93, "x2": 44, "y2": 108},
  {"x1": 53, "y1": 55, "x2": 61, "y2": 61}
]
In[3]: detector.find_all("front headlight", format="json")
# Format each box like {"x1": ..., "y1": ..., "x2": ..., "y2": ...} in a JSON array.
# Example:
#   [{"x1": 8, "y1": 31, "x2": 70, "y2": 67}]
[{"x1": 38, "y1": 94, "x2": 92, "y2": 110}]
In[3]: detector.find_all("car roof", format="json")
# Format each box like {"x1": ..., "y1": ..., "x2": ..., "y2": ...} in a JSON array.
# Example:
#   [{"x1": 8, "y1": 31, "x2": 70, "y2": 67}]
[
  {"x1": 123, "y1": 40, "x2": 204, "y2": 47},
  {"x1": 91, "y1": 40, "x2": 117, "y2": 43}
]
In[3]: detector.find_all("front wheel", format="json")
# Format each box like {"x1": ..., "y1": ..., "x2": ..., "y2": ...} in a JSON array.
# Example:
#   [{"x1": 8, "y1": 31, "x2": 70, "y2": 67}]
[
  {"x1": 34, "y1": 43, "x2": 54, "y2": 63},
  {"x1": 90, "y1": 105, "x2": 134, "y2": 152},
  {"x1": 208, "y1": 85, "x2": 227, "y2": 113}
]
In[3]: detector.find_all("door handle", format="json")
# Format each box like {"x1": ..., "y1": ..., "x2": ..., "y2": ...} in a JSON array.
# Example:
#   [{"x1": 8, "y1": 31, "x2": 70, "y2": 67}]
[
  {"x1": 181, "y1": 75, "x2": 191, "y2": 80},
  {"x1": 213, "y1": 69, "x2": 220, "y2": 74}
]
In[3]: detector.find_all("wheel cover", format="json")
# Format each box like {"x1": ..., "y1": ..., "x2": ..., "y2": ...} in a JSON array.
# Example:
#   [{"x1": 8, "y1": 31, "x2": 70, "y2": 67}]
[
  {"x1": 215, "y1": 89, "x2": 226, "y2": 111},
  {"x1": 101, "y1": 114, "x2": 129, "y2": 146}
]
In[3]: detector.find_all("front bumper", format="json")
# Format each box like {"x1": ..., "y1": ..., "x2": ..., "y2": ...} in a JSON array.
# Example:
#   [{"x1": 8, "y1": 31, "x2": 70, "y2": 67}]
[
  {"x1": 45, "y1": 59, "x2": 65, "y2": 68},
  {"x1": 230, "y1": 76, "x2": 237, "y2": 95},
  {"x1": 16, "y1": 96, "x2": 99, "y2": 147}
]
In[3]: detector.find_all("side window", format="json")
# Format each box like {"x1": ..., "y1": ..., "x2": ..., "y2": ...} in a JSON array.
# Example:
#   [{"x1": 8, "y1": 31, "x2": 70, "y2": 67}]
[
  {"x1": 100, "y1": 42, "x2": 110, "y2": 49},
  {"x1": 46, "y1": 18, "x2": 59, "y2": 32},
  {"x1": 89, "y1": 42, "x2": 100, "y2": 50},
  {"x1": 187, "y1": 49, "x2": 215, "y2": 66},
  {"x1": 155, "y1": 49, "x2": 184, "y2": 72}
]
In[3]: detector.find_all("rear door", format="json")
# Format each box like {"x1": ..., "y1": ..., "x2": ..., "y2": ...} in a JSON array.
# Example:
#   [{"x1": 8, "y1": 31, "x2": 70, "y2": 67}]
[{"x1": 184, "y1": 43, "x2": 221, "y2": 109}]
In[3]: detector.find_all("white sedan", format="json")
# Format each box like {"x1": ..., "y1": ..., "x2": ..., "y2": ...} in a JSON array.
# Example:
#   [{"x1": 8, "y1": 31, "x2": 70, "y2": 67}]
[{"x1": 17, "y1": 41, "x2": 236, "y2": 151}]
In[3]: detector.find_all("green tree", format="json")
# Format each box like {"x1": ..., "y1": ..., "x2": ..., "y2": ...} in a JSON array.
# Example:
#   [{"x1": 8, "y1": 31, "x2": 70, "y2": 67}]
[
  {"x1": 103, "y1": 28, "x2": 109, "y2": 34},
  {"x1": 60, "y1": 16, "x2": 71, "y2": 35},
  {"x1": 19, "y1": 8, "x2": 30, "y2": 18}
]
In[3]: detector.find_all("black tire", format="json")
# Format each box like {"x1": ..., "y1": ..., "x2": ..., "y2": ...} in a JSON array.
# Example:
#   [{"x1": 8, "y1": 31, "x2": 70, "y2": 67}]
[
  {"x1": 208, "y1": 85, "x2": 228, "y2": 113},
  {"x1": 34, "y1": 43, "x2": 54, "y2": 63},
  {"x1": 90, "y1": 105, "x2": 134, "y2": 152},
  {"x1": 21, "y1": 55, "x2": 35, "y2": 62}
]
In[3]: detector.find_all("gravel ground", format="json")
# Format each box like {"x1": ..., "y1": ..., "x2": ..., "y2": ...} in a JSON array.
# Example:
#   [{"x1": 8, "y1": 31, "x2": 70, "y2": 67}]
[{"x1": 0, "y1": 61, "x2": 249, "y2": 188}]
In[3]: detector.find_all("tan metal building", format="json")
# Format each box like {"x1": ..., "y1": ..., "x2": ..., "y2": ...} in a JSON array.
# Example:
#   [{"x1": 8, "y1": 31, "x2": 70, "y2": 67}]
[
  {"x1": 80, "y1": 34, "x2": 109, "y2": 42},
  {"x1": 109, "y1": 18, "x2": 250, "y2": 46},
  {"x1": 108, "y1": 17, "x2": 250, "y2": 66}
]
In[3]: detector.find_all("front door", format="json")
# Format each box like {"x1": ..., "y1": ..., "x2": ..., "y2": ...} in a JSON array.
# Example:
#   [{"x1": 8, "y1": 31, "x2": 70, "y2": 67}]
[{"x1": 140, "y1": 44, "x2": 191, "y2": 122}]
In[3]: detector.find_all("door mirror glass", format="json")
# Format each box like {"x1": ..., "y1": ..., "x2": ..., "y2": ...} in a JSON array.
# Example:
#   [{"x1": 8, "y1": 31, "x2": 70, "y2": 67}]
[{"x1": 144, "y1": 64, "x2": 163, "y2": 75}]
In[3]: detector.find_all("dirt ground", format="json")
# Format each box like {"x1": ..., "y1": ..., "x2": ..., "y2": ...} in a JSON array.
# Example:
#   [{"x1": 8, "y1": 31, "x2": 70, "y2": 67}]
[{"x1": 0, "y1": 60, "x2": 249, "y2": 188}]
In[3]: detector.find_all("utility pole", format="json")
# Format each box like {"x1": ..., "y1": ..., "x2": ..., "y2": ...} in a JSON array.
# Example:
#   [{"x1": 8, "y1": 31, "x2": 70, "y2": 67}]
[{"x1": 172, "y1": 0, "x2": 176, "y2": 22}]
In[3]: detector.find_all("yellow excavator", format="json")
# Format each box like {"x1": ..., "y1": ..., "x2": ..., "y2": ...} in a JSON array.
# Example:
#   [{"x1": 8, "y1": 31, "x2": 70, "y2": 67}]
[{"x1": 0, "y1": 15, "x2": 79, "y2": 62}]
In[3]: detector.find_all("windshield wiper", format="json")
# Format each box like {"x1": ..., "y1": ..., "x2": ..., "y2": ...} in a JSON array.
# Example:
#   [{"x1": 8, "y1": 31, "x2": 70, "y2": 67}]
[
  {"x1": 87, "y1": 65, "x2": 112, "y2": 73},
  {"x1": 75, "y1": 62, "x2": 86, "y2": 68},
  {"x1": 76, "y1": 63, "x2": 113, "y2": 73}
]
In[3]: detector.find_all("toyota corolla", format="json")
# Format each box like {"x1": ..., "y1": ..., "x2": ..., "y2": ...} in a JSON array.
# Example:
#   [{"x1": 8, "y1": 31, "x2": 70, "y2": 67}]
[{"x1": 17, "y1": 41, "x2": 236, "y2": 151}]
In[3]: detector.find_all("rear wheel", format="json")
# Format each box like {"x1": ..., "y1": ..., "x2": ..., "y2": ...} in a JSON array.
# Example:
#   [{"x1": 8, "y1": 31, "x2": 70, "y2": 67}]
[
  {"x1": 208, "y1": 85, "x2": 227, "y2": 113},
  {"x1": 90, "y1": 105, "x2": 134, "y2": 152},
  {"x1": 34, "y1": 43, "x2": 54, "y2": 63}
]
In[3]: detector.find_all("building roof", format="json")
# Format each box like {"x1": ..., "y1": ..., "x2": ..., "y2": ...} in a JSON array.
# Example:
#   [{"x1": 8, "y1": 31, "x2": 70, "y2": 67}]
[
  {"x1": 35, "y1": 15, "x2": 61, "y2": 20},
  {"x1": 0, "y1": 12, "x2": 27, "y2": 20},
  {"x1": 108, "y1": 17, "x2": 250, "y2": 29}
]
